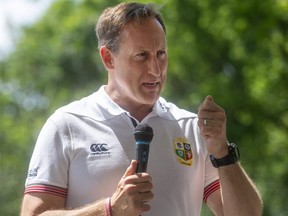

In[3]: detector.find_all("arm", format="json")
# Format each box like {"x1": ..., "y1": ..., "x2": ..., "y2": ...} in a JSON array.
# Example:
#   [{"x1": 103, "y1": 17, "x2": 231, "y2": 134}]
[
  {"x1": 20, "y1": 160, "x2": 153, "y2": 216},
  {"x1": 218, "y1": 162, "x2": 262, "y2": 215},
  {"x1": 205, "y1": 162, "x2": 262, "y2": 216},
  {"x1": 198, "y1": 96, "x2": 263, "y2": 216},
  {"x1": 20, "y1": 193, "x2": 106, "y2": 216}
]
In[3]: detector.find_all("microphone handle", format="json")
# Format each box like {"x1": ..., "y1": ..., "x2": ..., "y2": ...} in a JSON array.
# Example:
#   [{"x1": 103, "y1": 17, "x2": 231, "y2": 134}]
[{"x1": 136, "y1": 144, "x2": 150, "y2": 173}]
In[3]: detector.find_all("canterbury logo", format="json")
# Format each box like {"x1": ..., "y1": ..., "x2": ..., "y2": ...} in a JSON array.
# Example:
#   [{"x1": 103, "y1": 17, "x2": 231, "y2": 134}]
[
  {"x1": 90, "y1": 143, "x2": 108, "y2": 152},
  {"x1": 90, "y1": 143, "x2": 110, "y2": 156}
]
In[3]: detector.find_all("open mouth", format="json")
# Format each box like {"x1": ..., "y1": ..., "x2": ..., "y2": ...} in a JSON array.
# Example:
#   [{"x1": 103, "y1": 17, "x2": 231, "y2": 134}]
[{"x1": 143, "y1": 82, "x2": 159, "y2": 87}]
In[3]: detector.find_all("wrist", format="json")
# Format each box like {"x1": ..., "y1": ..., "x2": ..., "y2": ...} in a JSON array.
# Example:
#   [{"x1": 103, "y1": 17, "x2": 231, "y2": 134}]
[
  {"x1": 212, "y1": 145, "x2": 229, "y2": 159},
  {"x1": 210, "y1": 143, "x2": 240, "y2": 168},
  {"x1": 105, "y1": 197, "x2": 112, "y2": 216}
]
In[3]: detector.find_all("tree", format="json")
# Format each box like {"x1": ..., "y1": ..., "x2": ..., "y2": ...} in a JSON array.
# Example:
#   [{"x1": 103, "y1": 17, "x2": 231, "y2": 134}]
[
  {"x1": 163, "y1": 0, "x2": 288, "y2": 215},
  {"x1": 0, "y1": 0, "x2": 113, "y2": 214}
]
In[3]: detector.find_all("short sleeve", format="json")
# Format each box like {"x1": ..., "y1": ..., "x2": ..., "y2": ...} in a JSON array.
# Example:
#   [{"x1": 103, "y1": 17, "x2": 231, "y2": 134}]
[
  {"x1": 24, "y1": 114, "x2": 70, "y2": 197},
  {"x1": 203, "y1": 149, "x2": 220, "y2": 202}
]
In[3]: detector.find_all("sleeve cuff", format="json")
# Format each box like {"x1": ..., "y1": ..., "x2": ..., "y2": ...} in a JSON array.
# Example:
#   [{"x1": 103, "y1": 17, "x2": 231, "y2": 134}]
[
  {"x1": 25, "y1": 184, "x2": 67, "y2": 198},
  {"x1": 203, "y1": 179, "x2": 220, "y2": 203}
]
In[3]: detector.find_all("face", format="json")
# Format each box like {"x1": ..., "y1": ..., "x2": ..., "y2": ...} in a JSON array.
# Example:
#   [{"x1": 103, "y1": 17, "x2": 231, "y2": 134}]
[{"x1": 105, "y1": 18, "x2": 168, "y2": 112}]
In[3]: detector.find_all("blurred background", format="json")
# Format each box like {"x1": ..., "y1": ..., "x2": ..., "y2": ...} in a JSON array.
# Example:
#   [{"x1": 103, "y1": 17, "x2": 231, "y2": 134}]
[{"x1": 0, "y1": 0, "x2": 287, "y2": 215}]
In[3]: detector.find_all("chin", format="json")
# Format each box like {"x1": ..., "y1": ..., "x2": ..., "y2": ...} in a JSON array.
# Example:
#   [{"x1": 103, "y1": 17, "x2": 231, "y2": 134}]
[{"x1": 137, "y1": 91, "x2": 160, "y2": 105}]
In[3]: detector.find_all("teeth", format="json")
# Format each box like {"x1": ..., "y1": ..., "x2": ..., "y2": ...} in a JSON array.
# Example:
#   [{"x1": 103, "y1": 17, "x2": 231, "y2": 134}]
[{"x1": 145, "y1": 83, "x2": 157, "y2": 86}]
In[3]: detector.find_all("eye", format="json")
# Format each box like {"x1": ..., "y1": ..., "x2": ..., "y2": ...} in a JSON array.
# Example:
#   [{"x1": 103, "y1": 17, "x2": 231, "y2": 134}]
[
  {"x1": 157, "y1": 50, "x2": 167, "y2": 59},
  {"x1": 135, "y1": 52, "x2": 148, "y2": 61}
]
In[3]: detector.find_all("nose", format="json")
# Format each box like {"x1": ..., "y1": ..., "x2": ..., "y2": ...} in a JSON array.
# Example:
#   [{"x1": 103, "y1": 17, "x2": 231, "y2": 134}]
[{"x1": 148, "y1": 56, "x2": 161, "y2": 77}]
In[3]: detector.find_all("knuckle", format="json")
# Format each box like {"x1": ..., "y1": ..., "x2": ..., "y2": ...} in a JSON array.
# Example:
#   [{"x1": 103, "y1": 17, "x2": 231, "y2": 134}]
[{"x1": 123, "y1": 185, "x2": 136, "y2": 195}]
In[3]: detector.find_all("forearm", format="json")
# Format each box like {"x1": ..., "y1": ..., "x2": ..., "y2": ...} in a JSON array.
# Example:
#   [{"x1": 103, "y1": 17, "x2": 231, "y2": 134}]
[
  {"x1": 219, "y1": 162, "x2": 263, "y2": 216},
  {"x1": 39, "y1": 199, "x2": 106, "y2": 216}
]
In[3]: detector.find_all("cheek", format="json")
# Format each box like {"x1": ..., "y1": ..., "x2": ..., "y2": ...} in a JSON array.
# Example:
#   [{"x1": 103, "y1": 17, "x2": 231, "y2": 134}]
[
  {"x1": 115, "y1": 61, "x2": 134, "y2": 79},
  {"x1": 121, "y1": 68, "x2": 141, "y2": 85},
  {"x1": 161, "y1": 61, "x2": 168, "y2": 76}
]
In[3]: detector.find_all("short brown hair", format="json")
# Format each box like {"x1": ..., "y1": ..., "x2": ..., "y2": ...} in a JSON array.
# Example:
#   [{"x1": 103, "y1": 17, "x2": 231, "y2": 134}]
[{"x1": 95, "y1": 2, "x2": 166, "y2": 53}]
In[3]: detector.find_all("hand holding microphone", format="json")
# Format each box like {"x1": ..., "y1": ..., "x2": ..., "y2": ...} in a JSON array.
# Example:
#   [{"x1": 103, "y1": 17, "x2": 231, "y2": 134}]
[{"x1": 110, "y1": 124, "x2": 154, "y2": 216}]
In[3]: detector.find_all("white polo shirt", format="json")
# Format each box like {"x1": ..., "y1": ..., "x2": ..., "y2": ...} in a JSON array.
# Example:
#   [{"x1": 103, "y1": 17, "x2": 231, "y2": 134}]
[{"x1": 25, "y1": 85, "x2": 220, "y2": 216}]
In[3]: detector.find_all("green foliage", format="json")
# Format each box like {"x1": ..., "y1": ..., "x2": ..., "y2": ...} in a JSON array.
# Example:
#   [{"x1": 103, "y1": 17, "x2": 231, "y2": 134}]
[
  {"x1": 163, "y1": 0, "x2": 288, "y2": 215},
  {"x1": 1, "y1": 0, "x2": 288, "y2": 215}
]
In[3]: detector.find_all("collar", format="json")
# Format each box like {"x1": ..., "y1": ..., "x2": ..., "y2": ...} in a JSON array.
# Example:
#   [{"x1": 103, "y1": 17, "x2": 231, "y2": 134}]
[{"x1": 57, "y1": 85, "x2": 169, "y2": 122}]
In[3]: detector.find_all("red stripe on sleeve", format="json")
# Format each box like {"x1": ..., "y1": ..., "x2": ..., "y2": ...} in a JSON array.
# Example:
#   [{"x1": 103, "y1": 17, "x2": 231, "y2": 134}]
[
  {"x1": 25, "y1": 184, "x2": 67, "y2": 198},
  {"x1": 203, "y1": 180, "x2": 221, "y2": 203}
]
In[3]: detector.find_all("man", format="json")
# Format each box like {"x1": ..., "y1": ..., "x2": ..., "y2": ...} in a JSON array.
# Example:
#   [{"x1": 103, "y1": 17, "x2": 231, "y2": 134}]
[{"x1": 20, "y1": 2, "x2": 263, "y2": 216}]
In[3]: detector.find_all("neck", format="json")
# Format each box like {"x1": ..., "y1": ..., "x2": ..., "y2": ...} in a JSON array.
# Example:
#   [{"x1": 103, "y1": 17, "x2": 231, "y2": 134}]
[
  {"x1": 128, "y1": 106, "x2": 153, "y2": 122},
  {"x1": 104, "y1": 86, "x2": 154, "y2": 122}
]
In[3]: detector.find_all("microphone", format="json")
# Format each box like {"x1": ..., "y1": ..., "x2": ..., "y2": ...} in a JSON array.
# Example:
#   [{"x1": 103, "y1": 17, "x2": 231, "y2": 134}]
[{"x1": 134, "y1": 123, "x2": 154, "y2": 173}]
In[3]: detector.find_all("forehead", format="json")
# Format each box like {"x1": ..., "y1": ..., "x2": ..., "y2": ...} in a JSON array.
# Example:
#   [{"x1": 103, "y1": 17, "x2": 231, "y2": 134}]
[{"x1": 119, "y1": 18, "x2": 166, "y2": 50}]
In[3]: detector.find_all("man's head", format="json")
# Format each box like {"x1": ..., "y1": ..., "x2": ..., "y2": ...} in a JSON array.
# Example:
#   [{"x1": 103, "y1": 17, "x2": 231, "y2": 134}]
[
  {"x1": 96, "y1": 2, "x2": 166, "y2": 54},
  {"x1": 96, "y1": 2, "x2": 168, "y2": 120}
]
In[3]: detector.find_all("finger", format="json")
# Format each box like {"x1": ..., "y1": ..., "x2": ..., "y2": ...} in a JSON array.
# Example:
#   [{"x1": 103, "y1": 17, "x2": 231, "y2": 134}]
[
  {"x1": 205, "y1": 95, "x2": 213, "y2": 102},
  {"x1": 133, "y1": 190, "x2": 154, "y2": 212},
  {"x1": 199, "y1": 100, "x2": 225, "y2": 116},
  {"x1": 137, "y1": 180, "x2": 153, "y2": 193},
  {"x1": 124, "y1": 172, "x2": 152, "y2": 186},
  {"x1": 122, "y1": 160, "x2": 138, "y2": 178},
  {"x1": 198, "y1": 118, "x2": 223, "y2": 128},
  {"x1": 137, "y1": 191, "x2": 154, "y2": 203},
  {"x1": 136, "y1": 202, "x2": 152, "y2": 214},
  {"x1": 198, "y1": 95, "x2": 214, "y2": 112}
]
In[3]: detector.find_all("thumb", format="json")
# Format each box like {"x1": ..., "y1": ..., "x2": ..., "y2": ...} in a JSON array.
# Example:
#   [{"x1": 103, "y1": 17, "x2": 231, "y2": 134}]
[
  {"x1": 205, "y1": 95, "x2": 214, "y2": 102},
  {"x1": 122, "y1": 160, "x2": 137, "y2": 178}
]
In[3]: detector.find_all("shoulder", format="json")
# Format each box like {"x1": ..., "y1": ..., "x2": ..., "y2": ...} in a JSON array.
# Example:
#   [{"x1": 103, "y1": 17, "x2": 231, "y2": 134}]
[
  {"x1": 56, "y1": 93, "x2": 96, "y2": 116},
  {"x1": 52, "y1": 86, "x2": 119, "y2": 122},
  {"x1": 51, "y1": 90, "x2": 106, "y2": 122}
]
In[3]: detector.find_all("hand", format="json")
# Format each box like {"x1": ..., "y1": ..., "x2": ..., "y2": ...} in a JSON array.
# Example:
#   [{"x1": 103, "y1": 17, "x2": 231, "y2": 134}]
[
  {"x1": 197, "y1": 95, "x2": 228, "y2": 158},
  {"x1": 111, "y1": 160, "x2": 154, "y2": 216}
]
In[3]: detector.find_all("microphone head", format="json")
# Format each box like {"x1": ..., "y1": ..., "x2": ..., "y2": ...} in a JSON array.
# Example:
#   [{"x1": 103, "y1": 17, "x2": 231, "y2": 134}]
[{"x1": 133, "y1": 123, "x2": 154, "y2": 144}]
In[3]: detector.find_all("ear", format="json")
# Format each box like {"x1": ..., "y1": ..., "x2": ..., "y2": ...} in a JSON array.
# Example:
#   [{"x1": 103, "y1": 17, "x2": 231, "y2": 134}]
[{"x1": 99, "y1": 46, "x2": 115, "y2": 70}]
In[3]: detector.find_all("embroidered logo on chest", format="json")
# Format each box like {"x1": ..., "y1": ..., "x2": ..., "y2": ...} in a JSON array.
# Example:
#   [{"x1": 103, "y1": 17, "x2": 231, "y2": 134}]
[
  {"x1": 173, "y1": 137, "x2": 193, "y2": 166},
  {"x1": 89, "y1": 143, "x2": 111, "y2": 157}
]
